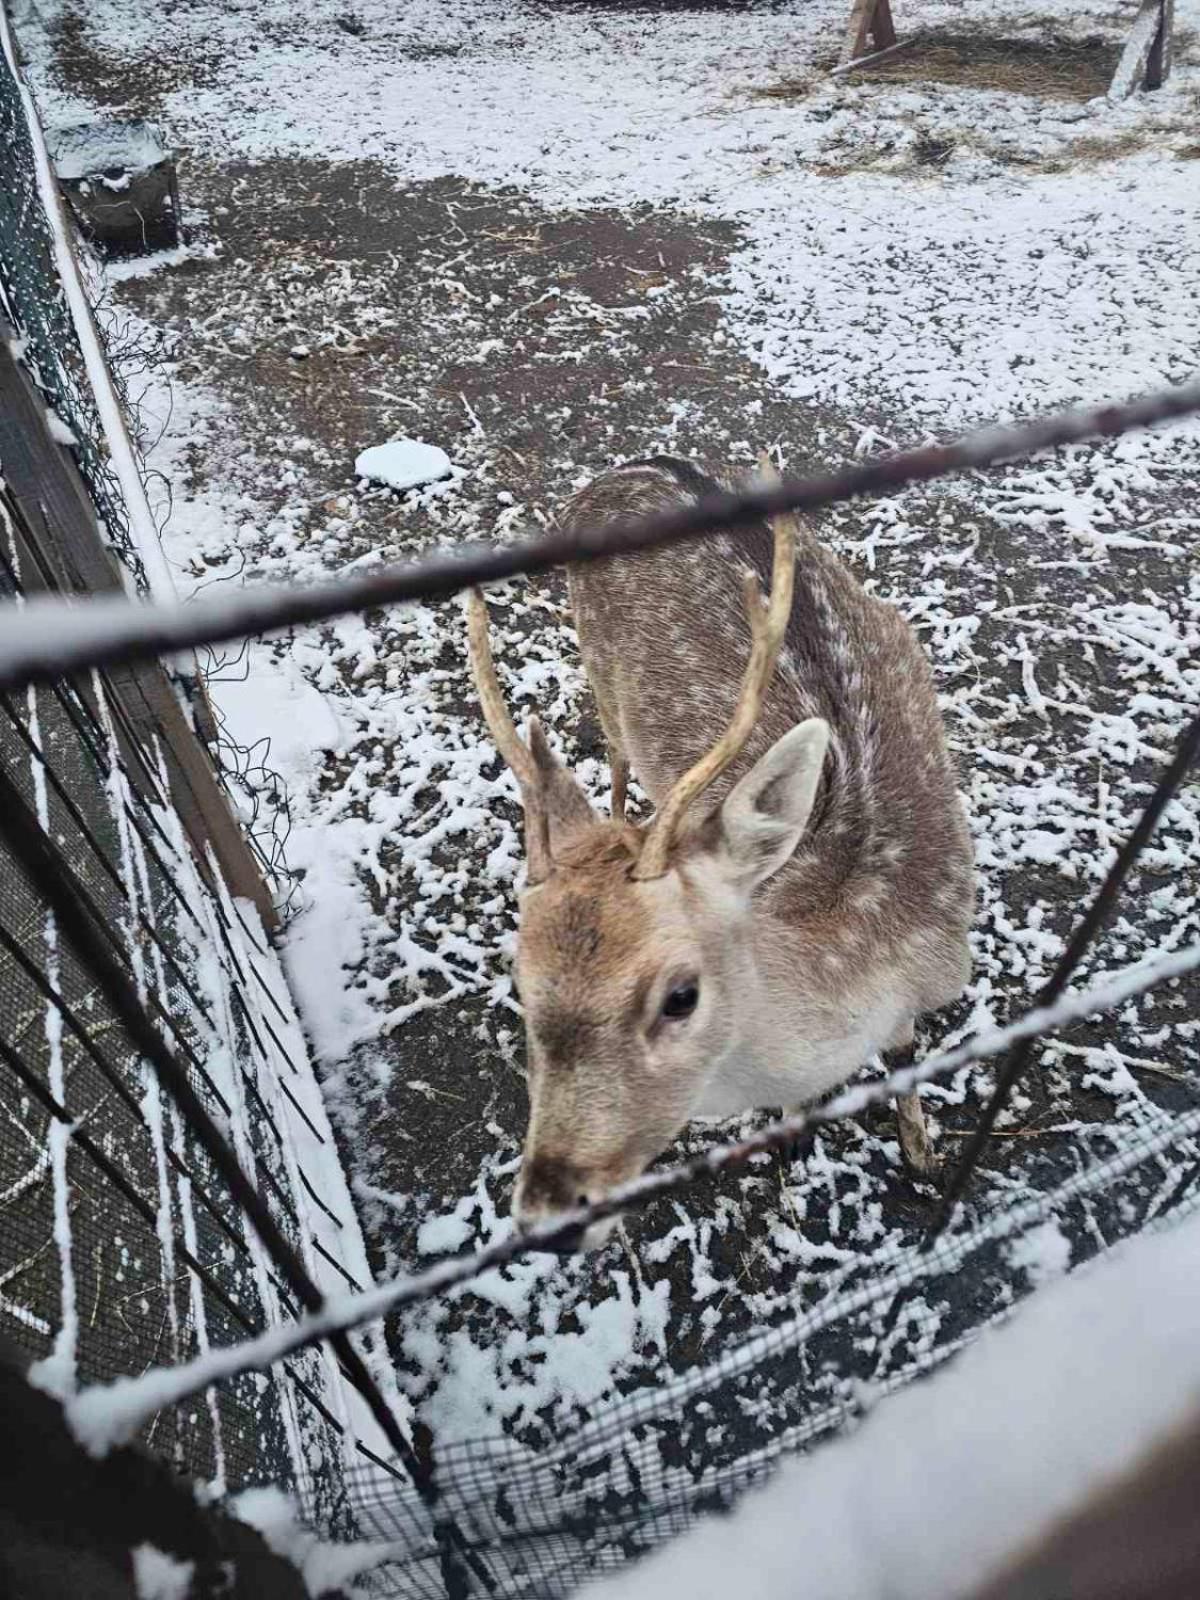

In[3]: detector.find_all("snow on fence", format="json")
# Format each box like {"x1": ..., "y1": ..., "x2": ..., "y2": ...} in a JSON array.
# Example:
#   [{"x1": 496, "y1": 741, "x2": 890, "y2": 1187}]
[
  {"x1": 3, "y1": 21, "x2": 1200, "y2": 1600},
  {"x1": 0, "y1": 32, "x2": 402, "y2": 1543}
]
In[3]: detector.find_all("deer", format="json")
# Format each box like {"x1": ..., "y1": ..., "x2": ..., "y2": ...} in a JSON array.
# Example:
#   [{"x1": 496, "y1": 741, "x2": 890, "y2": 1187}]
[{"x1": 466, "y1": 453, "x2": 974, "y2": 1251}]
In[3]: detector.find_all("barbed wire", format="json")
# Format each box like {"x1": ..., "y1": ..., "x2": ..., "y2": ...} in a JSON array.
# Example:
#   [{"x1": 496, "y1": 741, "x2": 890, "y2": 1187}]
[
  {"x1": 1, "y1": 377, "x2": 1198, "y2": 695},
  {"x1": 64, "y1": 936, "x2": 1200, "y2": 1457}
]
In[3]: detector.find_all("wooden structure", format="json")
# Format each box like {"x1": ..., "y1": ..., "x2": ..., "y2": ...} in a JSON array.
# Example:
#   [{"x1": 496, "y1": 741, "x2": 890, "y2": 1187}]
[
  {"x1": 0, "y1": 324, "x2": 276, "y2": 926},
  {"x1": 1109, "y1": 0, "x2": 1175, "y2": 100},
  {"x1": 46, "y1": 120, "x2": 182, "y2": 260},
  {"x1": 838, "y1": 0, "x2": 1177, "y2": 98},
  {"x1": 840, "y1": 0, "x2": 898, "y2": 68}
]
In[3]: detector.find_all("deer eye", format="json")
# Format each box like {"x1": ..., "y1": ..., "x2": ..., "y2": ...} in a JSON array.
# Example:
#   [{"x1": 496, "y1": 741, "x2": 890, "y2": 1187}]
[{"x1": 661, "y1": 981, "x2": 699, "y2": 1021}]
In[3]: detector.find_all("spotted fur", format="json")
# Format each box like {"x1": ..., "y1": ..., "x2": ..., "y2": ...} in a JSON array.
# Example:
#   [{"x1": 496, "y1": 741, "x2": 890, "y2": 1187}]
[{"x1": 495, "y1": 457, "x2": 975, "y2": 1240}]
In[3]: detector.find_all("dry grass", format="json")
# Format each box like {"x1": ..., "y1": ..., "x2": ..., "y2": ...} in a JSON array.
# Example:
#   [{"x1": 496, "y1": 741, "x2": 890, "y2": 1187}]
[{"x1": 759, "y1": 31, "x2": 1120, "y2": 106}]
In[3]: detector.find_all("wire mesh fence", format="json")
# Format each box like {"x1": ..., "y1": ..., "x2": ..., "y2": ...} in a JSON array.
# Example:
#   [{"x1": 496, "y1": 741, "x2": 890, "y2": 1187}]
[
  {"x1": 301, "y1": 1101, "x2": 1200, "y2": 1598},
  {"x1": 0, "y1": 557, "x2": 365, "y2": 1514},
  {"x1": 0, "y1": 41, "x2": 146, "y2": 591},
  {"x1": 0, "y1": 30, "x2": 385, "y2": 1538}
]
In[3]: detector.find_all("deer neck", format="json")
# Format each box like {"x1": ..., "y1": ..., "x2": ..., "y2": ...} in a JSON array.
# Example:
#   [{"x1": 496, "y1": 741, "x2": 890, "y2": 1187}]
[{"x1": 694, "y1": 904, "x2": 906, "y2": 1119}]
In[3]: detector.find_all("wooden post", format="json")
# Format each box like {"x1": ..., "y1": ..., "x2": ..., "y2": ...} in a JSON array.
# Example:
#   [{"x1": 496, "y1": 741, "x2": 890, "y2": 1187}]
[
  {"x1": 966, "y1": 1401, "x2": 1200, "y2": 1599},
  {"x1": 841, "y1": 0, "x2": 898, "y2": 67},
  {"x1": 1110, "y1": 0, "x2": 1175, "y2": 99},
  {"x1": 0, "y1": 327, "x2": 278, "y2": 929},
  {"x1": 0, "y1": 1336, "x2": 315, "y2": 1599},
  {"x1": 1145, "y1": 0, "x2": 1175, "y2": 88}
]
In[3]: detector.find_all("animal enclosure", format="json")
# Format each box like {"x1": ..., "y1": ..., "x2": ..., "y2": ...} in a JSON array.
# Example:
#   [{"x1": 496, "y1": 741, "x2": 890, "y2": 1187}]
[{"x1": 3, "y1": 1, "x2": 1200, "y2": 1597}]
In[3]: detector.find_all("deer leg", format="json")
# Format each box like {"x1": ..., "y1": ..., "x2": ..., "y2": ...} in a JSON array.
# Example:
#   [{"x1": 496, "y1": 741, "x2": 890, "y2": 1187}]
[
  {"x1": 610, "y1": 745, "x2": 630, "y2": 823},
  {"x1": 895, "y1": 1087, "x2": 938, "y2": 1180},
  {"x1": 884, "y1": 1027, "x2": 939, "y2": 1181}
]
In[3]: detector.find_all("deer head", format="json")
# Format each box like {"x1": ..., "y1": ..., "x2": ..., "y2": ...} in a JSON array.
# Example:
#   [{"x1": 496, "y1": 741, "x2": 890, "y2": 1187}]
[{"x1": 467, "y1": 460, "x2": 829, "y2": 1250}]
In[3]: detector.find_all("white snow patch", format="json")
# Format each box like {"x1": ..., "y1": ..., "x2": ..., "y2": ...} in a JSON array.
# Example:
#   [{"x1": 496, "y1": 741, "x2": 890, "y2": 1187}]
[
  {"x1": 213, "y1": 647, "x2": 344, "y2": 790},
  {"x1": 233, "y1": 1486, "x2": 404, "y2": 1597},
  {"x1": 44, "y1": 407, "x2": 76, "y2": 446},
  {"x1": 46, "y1": 118, "x2": 165, "y2": 180},
  {"x1": 131, "y1": 1544, "x2": 195, "y2": 1600},
  {"x1": 1007, "y1": 1218, "x2": 1072, "y2": 1286},
  {"x1": 417, "y1": 1199, "x2": 477, "y2": 1257},
  {"x1": 354, "y1": 437, "x2": 452, "y2": 491}
]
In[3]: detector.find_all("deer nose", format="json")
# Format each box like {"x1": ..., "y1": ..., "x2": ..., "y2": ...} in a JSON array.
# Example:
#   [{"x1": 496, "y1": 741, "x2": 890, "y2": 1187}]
[
  {"x1": 521, "y1": 1220, "x2": 585, "y2": 1257},
  {"x1": 515, "y1": 1156, "x2": 589, "y2": 1253}
]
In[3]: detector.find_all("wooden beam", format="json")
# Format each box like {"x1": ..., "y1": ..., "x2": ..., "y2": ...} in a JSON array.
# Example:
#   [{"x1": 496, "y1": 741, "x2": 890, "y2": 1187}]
[
  {"x1": 1146, "y1": 0, "x2": 1175, "y2": 89},
  {"x1": 966, "y1": 1402, "x2": 1200, "y2": 1599},
  {"x1": 840, "y1": 0, "x2": 898, "y2": 67},
  {"x1": 831, "y1": 36, "x2": 916, "y2": 78},
  {"x1": 0, "y1": 328, "x2": 277, "y2": 928},
  {"x1": 1110, "y1": 0, "x2": 1174, "y2": 99}
]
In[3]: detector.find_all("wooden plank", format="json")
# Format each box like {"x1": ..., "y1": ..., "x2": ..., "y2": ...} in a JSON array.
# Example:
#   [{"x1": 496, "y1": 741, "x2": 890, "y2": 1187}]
[
  {"x1": 0, "y1": 329, "x2": 277, "y2": 928},
  {"x1": 870, "y1": 0, "x2": 897, "y2": 51},
  {"x1": 1110, "y1": 0, "x2": 1168, "y2": 99},
  {"x1": 0, "y1": 324, "x2": 124, "y2": 602},
  {"x1": 831, "y1": 36, "x2": 917, "y2": 78},
  {"x1": 840, "y1": 0, "x2": 877, "y2": 66},
  {"x1": 966, "y1": 1403, "x2": 1200, "y2": 1599},
  {"x1": 128, "y1": 660, "x2": 280, "y2": 928}
]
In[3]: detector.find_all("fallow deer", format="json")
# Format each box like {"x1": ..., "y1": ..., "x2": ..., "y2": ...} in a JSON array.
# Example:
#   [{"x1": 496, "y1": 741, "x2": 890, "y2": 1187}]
[{"x1": 467, "y1": 454, "x2": 974, "y2": 1250}]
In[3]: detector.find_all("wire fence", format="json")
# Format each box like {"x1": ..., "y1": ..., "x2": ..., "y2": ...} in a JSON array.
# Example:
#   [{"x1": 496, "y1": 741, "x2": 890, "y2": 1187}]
[
  {"x1": 0, "y1": 28, "x2": 405, "y2": 1552},
  {"x1": 2, "y1": 20, "x2": 1200, "y2": 1600},
  {"x1": 3, "y1": 376, "x2": 1200, "y2": 695},
  {"x1": 334, "y1": 1116, "x2": 1200, "y2": 1599},
  {"x1": 0, "y1": 43, "x2": 147, "y2": 592}
]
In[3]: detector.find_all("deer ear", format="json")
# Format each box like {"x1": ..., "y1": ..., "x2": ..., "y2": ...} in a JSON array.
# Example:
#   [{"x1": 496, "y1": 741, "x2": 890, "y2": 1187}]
[
  {"x1": 712, "y1": 719, "x2": 829, "y2": 888},
  {"x1": 527, "y1": 718, "x2": 599, "y2": 851}
]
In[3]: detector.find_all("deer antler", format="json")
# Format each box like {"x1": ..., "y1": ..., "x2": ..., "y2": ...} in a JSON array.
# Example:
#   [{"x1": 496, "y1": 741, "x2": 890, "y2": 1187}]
[
  {"x1": 632, "y1": 452, "x2": 797, "y2": 881},
  {"x1": 466, "y1": 588, "x2": 553, "y2": 884}
]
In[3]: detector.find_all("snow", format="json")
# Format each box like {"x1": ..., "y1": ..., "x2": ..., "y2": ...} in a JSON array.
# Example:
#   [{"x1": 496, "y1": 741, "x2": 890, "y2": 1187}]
[
  {"x1": 354, "y1": 437, "x2": 452, "y2": 492},
  {"x1": 44, "y1": 407, "x2": 77, "y2": 446},
  {"x1": 45, "y1": 118, "x2": 166, "y2": 180},
  {"x1": 1007, "y1": 1217, "x2": 1072, "y2": 1285},
  {"x1": 232, "y1": 1486, "x2": 405, "y2": 1596},
  {"x1": 131, "y1": 1544, "x2": 195, "y2": 1600},
  {"x1": 416, "y1": 1201, "x2": 477, "y2": 1258},
  {"x1": 579, "y1": 1201, "x2": 1200, "y2": 1600}
]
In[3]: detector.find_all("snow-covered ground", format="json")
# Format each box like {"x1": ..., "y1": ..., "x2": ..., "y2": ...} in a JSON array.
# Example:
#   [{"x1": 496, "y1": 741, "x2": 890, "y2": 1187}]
[{"x1": 13, "y1": 0, "x2": 1200, "y2": 1549}]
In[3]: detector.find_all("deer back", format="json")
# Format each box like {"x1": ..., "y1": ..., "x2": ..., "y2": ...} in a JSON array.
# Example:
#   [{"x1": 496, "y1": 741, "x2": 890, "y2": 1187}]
[{"x1": 564, "y1": 457, "x2": 973, "y2": 948}]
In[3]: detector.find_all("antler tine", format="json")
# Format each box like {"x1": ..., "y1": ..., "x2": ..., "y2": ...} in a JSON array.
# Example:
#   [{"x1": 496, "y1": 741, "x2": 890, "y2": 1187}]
[
  {"x1": 466, "y1": 588, "x2": 553, "y2": 883},
  {"x1": 633, "y1": 452, "x2": 797, "y2": 881}
]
